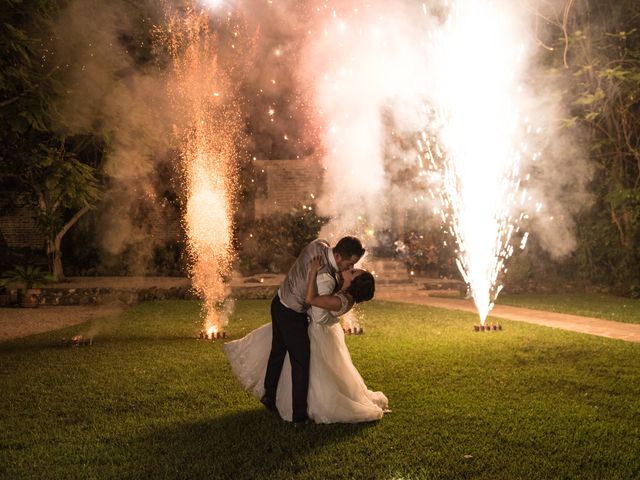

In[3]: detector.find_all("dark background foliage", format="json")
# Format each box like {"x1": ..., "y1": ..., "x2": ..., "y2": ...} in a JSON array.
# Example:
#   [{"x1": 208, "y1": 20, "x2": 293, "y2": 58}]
[
  {"x1": 236, "y1": 204, "x2": 329, "y2": 275},
  {"x1": 525, "y1": 0, "x2": 640, "y2": 296}
]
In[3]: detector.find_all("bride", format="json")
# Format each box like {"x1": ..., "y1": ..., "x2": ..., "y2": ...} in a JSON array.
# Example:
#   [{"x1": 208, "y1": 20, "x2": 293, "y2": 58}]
[{"x1": 223, "y1": 258, "x2": 389, "y2": 424}]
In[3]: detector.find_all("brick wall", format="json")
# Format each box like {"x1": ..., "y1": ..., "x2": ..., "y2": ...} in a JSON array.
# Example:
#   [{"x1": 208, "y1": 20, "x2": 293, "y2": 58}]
[
  {"x1": 0, "y1": 206, "x2": 45, "y2": 249},
  {"x1": 254, "y1": 158, "x2": 324, "y2": 217}
]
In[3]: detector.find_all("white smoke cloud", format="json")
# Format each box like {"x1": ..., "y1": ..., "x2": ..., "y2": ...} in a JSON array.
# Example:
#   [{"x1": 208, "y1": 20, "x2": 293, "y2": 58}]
[
  {"x1": 297, "y1": 0, "x2": 591, "y2": 263},
  {"x1": 51, "y1": 0, "x2": 177, "y2": 267}
]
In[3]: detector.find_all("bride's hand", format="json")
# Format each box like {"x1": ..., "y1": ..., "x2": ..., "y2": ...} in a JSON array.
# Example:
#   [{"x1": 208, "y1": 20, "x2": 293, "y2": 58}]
[{"x1": 309, "y1": 256, "x2": 322, "y2": 272}]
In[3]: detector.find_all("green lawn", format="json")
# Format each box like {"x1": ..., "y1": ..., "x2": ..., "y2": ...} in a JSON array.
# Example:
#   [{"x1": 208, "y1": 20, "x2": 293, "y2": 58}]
[
  {"x1": 1, "y1": 299, "x2": 639, "y2": 480},
  {"x1": 497, "y1": 292, "x2": 640, "y2": 325}
]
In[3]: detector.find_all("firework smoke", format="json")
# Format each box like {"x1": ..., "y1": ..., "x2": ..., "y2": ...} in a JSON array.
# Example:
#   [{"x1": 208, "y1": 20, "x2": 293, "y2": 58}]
[
  {"x1": 298, "y1": 1, "x2": 429, "y2": 240},
  {"x1": 299, "y1": 0, "x2": 590, "y2": 322},
  {"x1": 48, "y1": 0, "x2": 592, "y2": 327}
]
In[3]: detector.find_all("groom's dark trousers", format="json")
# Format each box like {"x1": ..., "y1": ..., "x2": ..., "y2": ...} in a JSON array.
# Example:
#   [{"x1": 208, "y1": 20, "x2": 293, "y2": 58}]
[{"x1": 264, "y1": 295, "x2": 310, "y2": 423}]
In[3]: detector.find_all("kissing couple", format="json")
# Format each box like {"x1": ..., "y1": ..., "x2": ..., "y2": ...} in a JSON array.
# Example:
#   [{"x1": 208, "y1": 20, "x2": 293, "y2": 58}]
[{"x1": 224, "y1": 236, "x2": 390, "y2": 426}]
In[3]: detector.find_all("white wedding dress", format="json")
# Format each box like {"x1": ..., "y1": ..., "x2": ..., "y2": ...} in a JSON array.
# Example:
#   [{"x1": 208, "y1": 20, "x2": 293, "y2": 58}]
[{"x1": 223, "y1": 288, "x2": 389, "y2": 424}]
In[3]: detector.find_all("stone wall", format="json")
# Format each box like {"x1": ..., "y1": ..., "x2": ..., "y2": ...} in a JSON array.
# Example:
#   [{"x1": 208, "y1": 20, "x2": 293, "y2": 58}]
[{"x1": 6, "y1": 284, "x2": 278, "y2": 306}]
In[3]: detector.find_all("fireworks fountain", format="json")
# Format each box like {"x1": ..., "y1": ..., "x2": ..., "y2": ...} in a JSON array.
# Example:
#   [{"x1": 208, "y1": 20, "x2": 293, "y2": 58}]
[
  {"x1": 418, "y1": 0, "x2": 540, "y2": 325},
  {"x1": 160, "y1": 2, "x2": 242, "y2": 337},
  {"x1": 301, "y1": 0, "x2": 544, "y2": 326},
  {"x1": 48, "y1": 0, "x2": 571, "y2": 332},
  {"x1": 160, "y1": 0, "x2": 547, "y2": 331}
]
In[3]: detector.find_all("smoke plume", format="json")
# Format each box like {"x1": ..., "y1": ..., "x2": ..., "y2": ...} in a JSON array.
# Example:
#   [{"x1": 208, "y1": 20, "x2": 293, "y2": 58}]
[{"x1": 50, "y1": 0, "x2": 592, "y2": 277}]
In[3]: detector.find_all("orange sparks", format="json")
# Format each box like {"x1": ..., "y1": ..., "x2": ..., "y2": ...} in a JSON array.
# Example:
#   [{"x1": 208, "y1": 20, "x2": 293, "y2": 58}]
[{"x1": 160, "y1": 1, "x2": 242, "y2": 334}]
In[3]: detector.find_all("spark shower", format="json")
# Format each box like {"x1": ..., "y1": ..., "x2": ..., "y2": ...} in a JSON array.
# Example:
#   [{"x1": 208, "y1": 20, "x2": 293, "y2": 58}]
[
  {"x1": 417, "y1": 0, "x2": 540, "y2": 324},
  {"x1": 160, "y1": 3, "x2": 242, "y2": 334}
]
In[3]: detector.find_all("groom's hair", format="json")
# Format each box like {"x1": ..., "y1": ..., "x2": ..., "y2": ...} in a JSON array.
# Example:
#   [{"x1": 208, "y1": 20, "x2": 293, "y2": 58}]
[
  {"x1": 348, "y1": 272, "x2": 375, "y2": 303},
  {"x1": 334, "y1": 236, "x2": 365, "y2": 258}
]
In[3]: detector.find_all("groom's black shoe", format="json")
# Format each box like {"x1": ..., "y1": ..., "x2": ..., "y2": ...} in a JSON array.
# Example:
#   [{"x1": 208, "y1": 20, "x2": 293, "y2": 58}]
[
  {"x1": 260, "y1": 395, "x2": 278, "y2": 413},
  {"x1": 293, "y1": 418, "x2": 312, "y2": 428}
]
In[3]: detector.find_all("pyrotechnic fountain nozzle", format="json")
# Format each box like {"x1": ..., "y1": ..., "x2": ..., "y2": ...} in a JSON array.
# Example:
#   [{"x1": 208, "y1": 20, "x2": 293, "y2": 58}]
[
  {"x1": 62, "y1": 335, "x2": 94, "y2": 347},
  {"x1": 344, "y1": 327, "x2": 364, "y2": 335},
  {"x1": 473, "y1": 323, "x2": 502, "y2": 332},
  {"x1": 198, "y1": 330, "x2": 227, "y2": 340}
]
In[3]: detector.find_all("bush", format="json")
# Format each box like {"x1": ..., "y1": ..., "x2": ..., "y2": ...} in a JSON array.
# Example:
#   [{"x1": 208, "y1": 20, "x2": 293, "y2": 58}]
[
  {"x1": 394, "y1": 230, "x2": 458, "y2": 278},
  {"x1": 236, "y1": 204, "x2": 328, "y2": 275},
  {"x1": 1, "y1": 264, "x2": 54, "y2": 289}
]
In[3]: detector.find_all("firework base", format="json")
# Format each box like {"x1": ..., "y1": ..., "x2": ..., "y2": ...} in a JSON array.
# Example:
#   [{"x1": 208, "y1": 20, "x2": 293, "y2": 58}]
[
  {"x1": 474, "y1": 324, "x2": 502, "y2": 332},
  {"x1": 62, "y1": 335, "x2": 93, "y2": 347},
  {"x1": 198, "y1": 330, "x2": 227, "y2": 340},
  {"x1": 344, "y1": 327, "x2": 364, "y2": 335}
]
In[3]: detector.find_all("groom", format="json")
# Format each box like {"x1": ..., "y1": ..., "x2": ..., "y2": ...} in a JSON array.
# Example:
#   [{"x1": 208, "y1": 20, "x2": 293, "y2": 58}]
[{"x1": 262, "y1": 236, "x2": 366, "y2": 426}]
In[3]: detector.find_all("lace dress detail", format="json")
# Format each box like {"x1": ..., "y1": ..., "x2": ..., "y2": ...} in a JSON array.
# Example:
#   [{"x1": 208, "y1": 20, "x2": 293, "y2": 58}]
[
  {"x1": 331, "y1": 292, "x2": 353, "y2": 317},
  {"x1": 307, "y1": 273, "x2": 353, "y2": 326}
]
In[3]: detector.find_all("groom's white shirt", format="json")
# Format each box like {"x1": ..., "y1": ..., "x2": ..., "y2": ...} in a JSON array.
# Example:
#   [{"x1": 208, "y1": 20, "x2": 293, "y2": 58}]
[{"x1": 278, "y1": 239, "x2": 337, "y2": 313}]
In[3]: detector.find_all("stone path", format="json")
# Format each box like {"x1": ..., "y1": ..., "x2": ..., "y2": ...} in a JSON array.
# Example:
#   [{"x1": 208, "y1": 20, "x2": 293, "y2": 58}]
[
  {"x1": 376, "y1": 290, "x2": 640, "y2": 343},
  {"x1": 0, "y1": 304, "x2": 125, "y2": 343}
]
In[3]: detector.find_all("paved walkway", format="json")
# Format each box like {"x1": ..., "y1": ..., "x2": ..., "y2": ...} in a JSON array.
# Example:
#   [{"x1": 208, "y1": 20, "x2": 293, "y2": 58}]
[
  {"x1": 376, "y1": 290, "x2": 640, "y2": 343},
  {"x1": 0, "y1": 304, "x2": 125, "y2": 343}
]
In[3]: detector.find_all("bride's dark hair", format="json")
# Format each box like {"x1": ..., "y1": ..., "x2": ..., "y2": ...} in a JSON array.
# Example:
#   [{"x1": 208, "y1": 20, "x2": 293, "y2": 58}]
[{"x1": 347, "y1": 271, "x2": 375, "y2": 303}]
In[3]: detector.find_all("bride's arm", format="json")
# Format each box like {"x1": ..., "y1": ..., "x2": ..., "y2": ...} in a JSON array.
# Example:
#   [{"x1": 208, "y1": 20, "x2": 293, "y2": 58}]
[{"x1": 305, "y1": 257, "x2": 343, "y2": 311}]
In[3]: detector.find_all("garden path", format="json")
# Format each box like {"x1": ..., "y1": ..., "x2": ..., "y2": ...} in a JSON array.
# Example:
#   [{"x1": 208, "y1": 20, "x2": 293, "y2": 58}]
[
  {"x1": 376, "y1": 290, "x2": 640, "y2": 343},
  {"x1": 0, "y1": 304, "x2": 125, "y2": 343}
]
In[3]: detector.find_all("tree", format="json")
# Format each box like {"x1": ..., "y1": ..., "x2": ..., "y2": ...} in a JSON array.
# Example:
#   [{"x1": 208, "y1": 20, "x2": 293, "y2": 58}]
[
  {"x1": 0, "y1": 0, "x2": 103, "y2": 280},
  {"x1": 540, "y1": 0, "x2": 640, "y2": 294},
  {"x1": 28, "y1": 139, "x2": 101, "y2": 279},
  {"x1": 0, "y1": 0, "x2": 57, "y2": 141}
]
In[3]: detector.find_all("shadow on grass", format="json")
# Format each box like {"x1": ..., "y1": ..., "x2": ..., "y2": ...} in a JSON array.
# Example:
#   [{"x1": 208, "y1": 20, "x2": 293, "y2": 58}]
[{"x1": 132, "y1": 409, "x2": 373, "y2": 480}]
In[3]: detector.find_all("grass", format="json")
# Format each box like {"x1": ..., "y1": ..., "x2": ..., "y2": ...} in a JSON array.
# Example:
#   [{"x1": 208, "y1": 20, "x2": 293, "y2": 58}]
[
  {"x1": 0, "y1": 299, "x2": 639, "y2": 479},
  {"x1": 496, "y1": 292, "x2": 640, "y2": 325}
]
